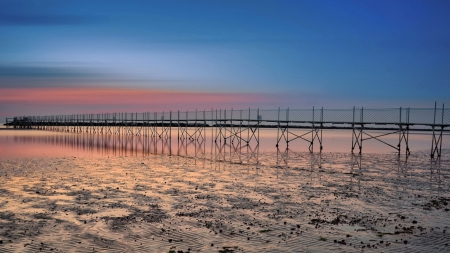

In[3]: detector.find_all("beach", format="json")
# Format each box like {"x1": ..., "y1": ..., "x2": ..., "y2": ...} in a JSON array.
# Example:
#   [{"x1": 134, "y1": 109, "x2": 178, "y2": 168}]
[{"x1": 0, "y1": 149, "x2": 449, "y2": 252}]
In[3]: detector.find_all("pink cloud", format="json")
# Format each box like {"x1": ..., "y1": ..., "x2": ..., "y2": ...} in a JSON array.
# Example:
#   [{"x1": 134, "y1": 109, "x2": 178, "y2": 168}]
[{"x1": 0, "y1": 87, "x2": 284, "y2": 117}]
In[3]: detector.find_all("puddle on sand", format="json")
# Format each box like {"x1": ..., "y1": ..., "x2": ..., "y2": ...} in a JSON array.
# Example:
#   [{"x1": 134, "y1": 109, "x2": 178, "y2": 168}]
[
  {"x1": 336, "y1": 224, "x2": 366, "y2": 233},
  {"x1": 0, "y1": 150, "x2": 449, "y2": 252}
]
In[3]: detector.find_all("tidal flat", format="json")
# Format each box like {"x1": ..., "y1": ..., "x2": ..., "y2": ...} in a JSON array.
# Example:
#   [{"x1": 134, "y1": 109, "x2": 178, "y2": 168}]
[{"x1": 0, "y1": 151, "x2": 449, "y2": 252}]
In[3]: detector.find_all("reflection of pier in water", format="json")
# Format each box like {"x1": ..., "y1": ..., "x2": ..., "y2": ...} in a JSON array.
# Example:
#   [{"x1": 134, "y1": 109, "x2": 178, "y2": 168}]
[
  {"x1": 12, "y1": 133, "x2": 173, "y2": 157},
  {"x1": 10, "y1": 131, "x2": 446, "y2": 194},
  {"x1": 429, "y1": 157, "x2": 443, "y2": 196},
  {"x1": 11, "y1": 131, "x2": 261, "y2": 165},
  {"x1": 274, "y1": 148, "x2": 444, "y2": 195}
]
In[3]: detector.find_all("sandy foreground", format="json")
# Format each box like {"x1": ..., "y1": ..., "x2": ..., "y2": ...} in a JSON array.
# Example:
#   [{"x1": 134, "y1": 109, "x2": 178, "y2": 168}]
[{"x1": 0, "y1": 151, "x2": 449, "y2": 252}]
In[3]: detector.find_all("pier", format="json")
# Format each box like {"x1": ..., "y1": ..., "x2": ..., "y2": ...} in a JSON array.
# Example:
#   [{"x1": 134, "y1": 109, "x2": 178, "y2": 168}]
[{"x1": 5, "y1": 104, "x2": 449, "y2": 157}]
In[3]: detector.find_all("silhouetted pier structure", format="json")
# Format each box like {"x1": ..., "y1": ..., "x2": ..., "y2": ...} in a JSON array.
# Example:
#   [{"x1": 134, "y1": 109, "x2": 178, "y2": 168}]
[{"x1": 5, "y1": 104, "x2": 449, "y2": 157}]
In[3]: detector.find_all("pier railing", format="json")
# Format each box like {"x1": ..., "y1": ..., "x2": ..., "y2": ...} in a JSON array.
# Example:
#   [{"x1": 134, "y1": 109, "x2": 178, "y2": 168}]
[{"x1": 6, "y1": 107, "x2": 449, "y2": 126}]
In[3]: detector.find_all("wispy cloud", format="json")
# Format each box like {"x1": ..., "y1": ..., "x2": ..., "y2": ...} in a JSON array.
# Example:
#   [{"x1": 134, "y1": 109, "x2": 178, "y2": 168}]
[
  {"x1": 0, "y1": 65, "x2": 99, "y2": 78},
  {"x1": 0, "y1": 87, "x2": 273, "y2": 106},
  {"x1": 0, "y1": 14, "x2": 99, "y2": 26},
  {"x1": 0, "y1": 87, "x2": 286, "y2": 119},
  {"x1": 0, "y1": 64, "x2": 182, "y2": 89}
]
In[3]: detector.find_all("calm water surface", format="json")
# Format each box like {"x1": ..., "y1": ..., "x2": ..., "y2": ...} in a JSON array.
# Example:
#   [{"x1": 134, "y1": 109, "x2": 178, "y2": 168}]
[{"x1": 0, "y1": 128, "x2": 447, "y2": 158}]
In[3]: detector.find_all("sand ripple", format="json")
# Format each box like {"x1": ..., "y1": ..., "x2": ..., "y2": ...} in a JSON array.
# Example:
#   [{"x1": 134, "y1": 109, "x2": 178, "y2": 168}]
[{"x1": 0, "y1": 150, "x2": 449, "y2": 252}]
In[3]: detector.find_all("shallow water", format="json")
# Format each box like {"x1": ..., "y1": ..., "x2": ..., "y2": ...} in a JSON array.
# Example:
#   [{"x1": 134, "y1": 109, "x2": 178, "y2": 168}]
[
  {"x1": 0, "y1": 128, "x2": 448, "y2": 158},
  {"x1": 0, "y1": 129, "x2": 449, "y2": 252}
]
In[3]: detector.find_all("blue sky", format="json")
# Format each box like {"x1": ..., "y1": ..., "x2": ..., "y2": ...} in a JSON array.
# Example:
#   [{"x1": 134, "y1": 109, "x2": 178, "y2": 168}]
[{"x1": 1, "y1": 0, "x2": 450, "y2": 119}]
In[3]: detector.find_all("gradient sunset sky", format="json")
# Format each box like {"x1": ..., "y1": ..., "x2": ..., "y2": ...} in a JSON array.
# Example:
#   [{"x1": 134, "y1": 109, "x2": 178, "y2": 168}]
[{"x1": 1, "y1": 0, "x2": 449, "y2": 121}]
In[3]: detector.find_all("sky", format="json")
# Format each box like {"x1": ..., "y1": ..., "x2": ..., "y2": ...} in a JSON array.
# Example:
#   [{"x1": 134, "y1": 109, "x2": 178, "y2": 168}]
[{"x1": 1, "y1": 0, "x2": 450, "y2": 121}]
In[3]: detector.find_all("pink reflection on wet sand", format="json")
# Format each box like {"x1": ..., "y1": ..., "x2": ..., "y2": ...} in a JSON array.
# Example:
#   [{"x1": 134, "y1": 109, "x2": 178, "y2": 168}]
[{"x1": 0, "y1": 128, "x2": 447, "y2": 158}]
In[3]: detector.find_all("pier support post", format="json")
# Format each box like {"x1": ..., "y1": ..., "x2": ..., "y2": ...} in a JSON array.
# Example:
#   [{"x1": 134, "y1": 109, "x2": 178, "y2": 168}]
[
  {"x1": 276, "y1": 107, "x2": 290, "y2": 149},
  {"x1": 276, "y1": 107, "x2": 282, "y2": 148},
  {"x1": 431, "y1": 103, "x2": 444, "y2": 158},
  {"x1": 398, "y1": 124, "x2": 410, "y2": 156},
  {"x1": 351, "y1": 107, "x2": 363, "y2": 153},
  {"x1": 309, "y1": 107, "x2": 323, "y2": 152},
  {"x1": 214, "y1": 109, "x2": 226, "y2": 143},
  {"x1": 397, "y1": 107, "x2": 410, "y2": 156},
  {"x1": 309, "y1": 124, "x2": 323, "y2": 152},
  {"x1": 177, "y1": 110, "x2": 180, "y2": 141}
]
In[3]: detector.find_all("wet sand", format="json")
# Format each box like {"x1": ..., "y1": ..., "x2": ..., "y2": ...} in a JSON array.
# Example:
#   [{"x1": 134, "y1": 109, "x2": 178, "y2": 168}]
[{"x1": 0, "y1": 151, "x2": 449, "y2": 252}]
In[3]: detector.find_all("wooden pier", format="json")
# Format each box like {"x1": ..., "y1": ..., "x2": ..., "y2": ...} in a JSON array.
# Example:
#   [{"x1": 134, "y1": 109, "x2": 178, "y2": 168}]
[{"x1": 5, "y1": 104, "x2": 449, "y2": 157}]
